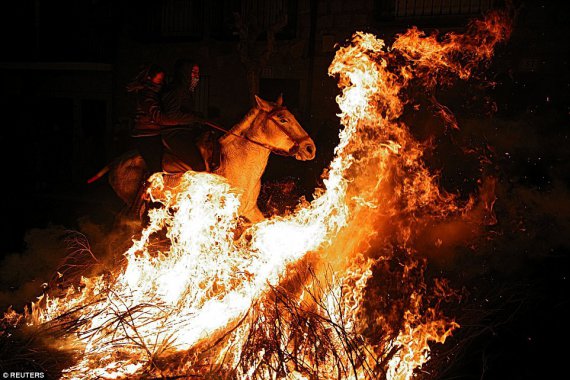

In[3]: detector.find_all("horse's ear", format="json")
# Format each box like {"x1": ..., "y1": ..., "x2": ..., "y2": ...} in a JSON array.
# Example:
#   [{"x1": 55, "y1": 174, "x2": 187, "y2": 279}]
[
  {"x1": 276, "y1": 93, "x2": 283, "y2": 106},
  {"x1": 254, "y1": 95, "x2": 272, "y2": 111}
]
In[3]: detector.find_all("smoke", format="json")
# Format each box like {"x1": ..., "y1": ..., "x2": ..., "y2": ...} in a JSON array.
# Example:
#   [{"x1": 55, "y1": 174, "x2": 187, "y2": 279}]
[
  {"x1": 0, "y1": 217, "x2": 140, "y2": 313},
  {"x1": 0, "y1": 226, "x2": 69, "y2": 311}
]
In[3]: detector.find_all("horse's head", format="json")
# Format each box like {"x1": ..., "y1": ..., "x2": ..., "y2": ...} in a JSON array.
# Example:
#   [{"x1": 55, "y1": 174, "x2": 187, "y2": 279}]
[{"x1": 253, "y1": 95, "x2": 316, "y2": 161}]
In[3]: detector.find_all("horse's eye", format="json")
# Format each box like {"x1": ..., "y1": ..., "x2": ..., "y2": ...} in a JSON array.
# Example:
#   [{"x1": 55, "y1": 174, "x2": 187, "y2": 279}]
[{"x1": 279, "y1": 117, "x2": 287, "y2": 123}]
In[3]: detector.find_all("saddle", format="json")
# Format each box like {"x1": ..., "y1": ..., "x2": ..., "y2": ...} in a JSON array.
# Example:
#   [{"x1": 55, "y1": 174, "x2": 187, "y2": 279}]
[{"x1": 162, "y1": 130, "x2": 221, "y2": 174}]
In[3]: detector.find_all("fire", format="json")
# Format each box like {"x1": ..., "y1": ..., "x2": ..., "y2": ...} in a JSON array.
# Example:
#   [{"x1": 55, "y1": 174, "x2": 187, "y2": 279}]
[{"x1": 4, "y1": 11, "x2": 510, "y2": 379}]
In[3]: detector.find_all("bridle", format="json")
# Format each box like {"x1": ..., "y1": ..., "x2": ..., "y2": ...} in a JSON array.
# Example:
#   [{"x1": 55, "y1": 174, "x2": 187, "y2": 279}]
[{"x1": 205, "y1": 107, "x2": 312, "y2": 157}]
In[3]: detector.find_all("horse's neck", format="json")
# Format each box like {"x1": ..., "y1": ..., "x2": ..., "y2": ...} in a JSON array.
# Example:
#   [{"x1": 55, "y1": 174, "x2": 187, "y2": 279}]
[{"x1": 216, "y1": 109, "x2": 269, "y2": 190}]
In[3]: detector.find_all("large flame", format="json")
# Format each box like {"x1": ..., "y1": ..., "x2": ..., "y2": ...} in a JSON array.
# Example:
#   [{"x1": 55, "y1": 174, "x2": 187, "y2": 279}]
[{"x1": 8, "y1": 11, "x2": 510, "y2": 380}]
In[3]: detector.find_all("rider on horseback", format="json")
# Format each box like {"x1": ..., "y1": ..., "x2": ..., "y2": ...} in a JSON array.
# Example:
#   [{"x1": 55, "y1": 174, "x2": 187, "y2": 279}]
[
  {"x1": 161, "y1": 60, "x2": 215, "y2": 173},
  {"x1": 125, "y1": 63, "x2": 209, "y2": 219},
  {"x1": 127, "y1": 64, "x2": 200, "y2": 176}
]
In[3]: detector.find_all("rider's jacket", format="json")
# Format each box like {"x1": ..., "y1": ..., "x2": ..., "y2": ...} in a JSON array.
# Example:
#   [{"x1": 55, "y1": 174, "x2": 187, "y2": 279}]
[
  {"x1": 160, "y1": 60, "x2": 204, "y2": 134},
  {"x1": 131, "y1": 80, "x2": 197, "y2": 138}
]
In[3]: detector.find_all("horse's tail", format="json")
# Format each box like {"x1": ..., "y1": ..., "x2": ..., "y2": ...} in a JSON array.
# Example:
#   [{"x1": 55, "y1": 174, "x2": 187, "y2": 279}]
[{"x1": 87, "y1": 165, "x2": 110, "y2": 184}]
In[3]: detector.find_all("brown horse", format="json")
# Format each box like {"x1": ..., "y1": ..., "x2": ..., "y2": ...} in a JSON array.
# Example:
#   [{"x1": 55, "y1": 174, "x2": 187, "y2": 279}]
[{"x1": 90, "y1": 95, "x2": 316, "y2": 223}]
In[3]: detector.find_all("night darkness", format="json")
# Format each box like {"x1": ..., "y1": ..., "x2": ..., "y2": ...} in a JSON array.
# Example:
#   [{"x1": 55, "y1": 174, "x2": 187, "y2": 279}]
[{"x1": 1, "y1": 1, "x2": 569, "y2": 379}]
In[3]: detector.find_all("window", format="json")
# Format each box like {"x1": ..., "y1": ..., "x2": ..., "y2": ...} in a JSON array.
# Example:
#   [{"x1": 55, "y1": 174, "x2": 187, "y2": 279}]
[
  {"x1": 81, "y1": 99, "x2": 108, "y2": 175},
  {"x1": 211, "y1": 0, "x2": 298, "y2": 40},
  {"x1": 31, "y1": 97, "x2": 74, "y2": 189},
  {"x1": 160, "y1": 0, "x2": 204, "y2": 38},
  {"x1": 133, "y1": 0, "x2": 204, "y2": 41},
  {"x1": 394, "y1": 0, "x2": 494, "y2": 18}
]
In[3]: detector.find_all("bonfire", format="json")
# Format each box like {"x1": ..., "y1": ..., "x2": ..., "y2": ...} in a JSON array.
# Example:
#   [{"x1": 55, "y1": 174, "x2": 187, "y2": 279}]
[{"x1": 1, "y1": 10, "x2": 511, "y2": 380}]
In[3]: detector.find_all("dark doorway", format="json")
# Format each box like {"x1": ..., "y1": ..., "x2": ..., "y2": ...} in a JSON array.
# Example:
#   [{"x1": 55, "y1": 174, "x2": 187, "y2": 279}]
[
  {"x1": 30, "y1": 97, "x2": 74, "y2": 192},
  {"x1": 81, "y1": 99, "x2": 107, "y2": 178}
]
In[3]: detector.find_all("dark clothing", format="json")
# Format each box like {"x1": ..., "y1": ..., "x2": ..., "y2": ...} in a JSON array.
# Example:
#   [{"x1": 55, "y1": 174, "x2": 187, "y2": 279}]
[
  {"x1": 131, "y1": 78, "x2": 199, "y2": 172},
  {"x1": 160, "y1": 61, "x2": 208, "y2": 172},
  {"x1": 132, "y1": 80, "x2": 199, "y2": 138},
  {"x1": 134, "y1": 135, "x2": 163, "y2": 174},
  {"x1": 162, "y1": 127, "x2": 206, "y2": 172},
  {"x1": 163, "y1": 60, "x2": 198, "y2": 115},
  {"x1": 132, "y1": 81, "x2": 161, "y2": 137}
]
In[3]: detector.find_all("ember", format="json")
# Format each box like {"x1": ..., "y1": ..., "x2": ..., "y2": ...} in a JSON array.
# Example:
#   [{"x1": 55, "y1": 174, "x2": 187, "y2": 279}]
[{"x1": 3, "y1": 11, "x2": 510, "y2": 380}]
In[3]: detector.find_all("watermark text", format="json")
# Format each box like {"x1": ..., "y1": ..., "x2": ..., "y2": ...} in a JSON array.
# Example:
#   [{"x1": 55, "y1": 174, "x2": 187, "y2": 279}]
[{"x1": 2, "y1": 373, "x2": 45, "y2": 379}]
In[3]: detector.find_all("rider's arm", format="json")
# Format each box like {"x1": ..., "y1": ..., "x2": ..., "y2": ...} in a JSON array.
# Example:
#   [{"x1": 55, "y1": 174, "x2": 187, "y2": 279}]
[
  {"x1": 161, "y1": 89, "x2": 207, "y2": 126},
  {"x1": 164, "y1": 108, "x2": 205, "y2": 125},
  {"x1": 141, "y1": 89, "x2": 198, "y2": 126}
]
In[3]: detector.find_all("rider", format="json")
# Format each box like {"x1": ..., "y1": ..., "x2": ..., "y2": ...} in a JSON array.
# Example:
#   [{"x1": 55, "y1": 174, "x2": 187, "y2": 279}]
[
  {"x1": 127, "y1": 64, "x2": 198, "y2": 175},
  {"x1": 161, "y1": 60, "x2": 212, "y2": 172}
]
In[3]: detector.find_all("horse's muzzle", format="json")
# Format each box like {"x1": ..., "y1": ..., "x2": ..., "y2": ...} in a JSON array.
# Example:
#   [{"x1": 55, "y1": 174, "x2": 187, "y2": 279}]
[{"x1": 295, "y1": 137, "x2": 316, "y2": 161}]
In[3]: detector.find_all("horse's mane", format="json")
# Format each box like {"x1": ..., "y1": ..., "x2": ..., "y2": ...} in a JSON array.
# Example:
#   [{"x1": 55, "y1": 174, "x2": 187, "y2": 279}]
[{"x1": 219, "y1": 107, "x2": 260, "y2": 144}]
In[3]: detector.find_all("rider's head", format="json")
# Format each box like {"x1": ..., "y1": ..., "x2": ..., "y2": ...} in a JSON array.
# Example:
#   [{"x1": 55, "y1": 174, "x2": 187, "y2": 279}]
[
  {"x1": 173, "y1": 59, "x2": 200, "y2": 93},
  {"x1": 190, "y1": 64, "x2": 200, "y2": 92},
  {"x1": 147, "y1": 64, "x2": 166, "y2": 85}
]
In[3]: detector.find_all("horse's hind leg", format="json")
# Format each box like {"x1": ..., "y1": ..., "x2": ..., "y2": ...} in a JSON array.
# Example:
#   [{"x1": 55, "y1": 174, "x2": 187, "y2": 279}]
[
  {"x1": 111, "y1": 177, "x2": 150, "y2": 230},
  {"x1": 126, "y1": 181, "x2": 150, "y2": 221}
]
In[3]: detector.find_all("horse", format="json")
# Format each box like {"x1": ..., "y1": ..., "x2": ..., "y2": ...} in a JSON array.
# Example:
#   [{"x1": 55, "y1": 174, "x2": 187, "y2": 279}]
[{"x1": 88, "y1": 95, "x2": 316, "y2": 223}]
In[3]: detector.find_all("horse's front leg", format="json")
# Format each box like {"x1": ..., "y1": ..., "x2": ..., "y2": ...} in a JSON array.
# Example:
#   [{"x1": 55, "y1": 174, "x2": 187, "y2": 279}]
[
  {"x1": 246, "y1": 207, "x2": 265, "y2": 224},
  {"x1": 235, "y1": 202, "x2": 264, "y2": 241},
  {"x1": 241, "y1": 180, "x2": 265, "y2": 224}
]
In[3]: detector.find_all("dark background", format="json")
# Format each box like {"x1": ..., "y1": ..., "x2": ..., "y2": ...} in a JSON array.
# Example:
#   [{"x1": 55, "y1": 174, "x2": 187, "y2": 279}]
[{"x1": 0, "y1": 0, "x2": 569, "y2": 378}]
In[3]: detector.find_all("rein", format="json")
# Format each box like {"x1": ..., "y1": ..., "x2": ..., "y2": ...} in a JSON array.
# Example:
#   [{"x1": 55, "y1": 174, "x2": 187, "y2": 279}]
[
  {"x1": 202, "y1": 121, "x2": 285, "y2": 155},
  {"x1": 204, "y1": 107, "x2": 309, "y2": 157}
]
